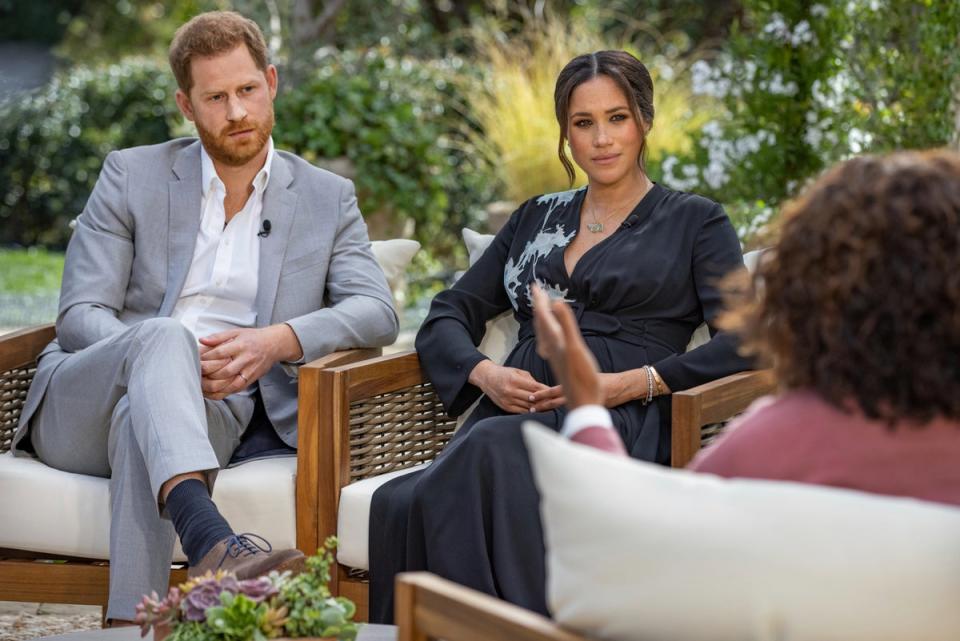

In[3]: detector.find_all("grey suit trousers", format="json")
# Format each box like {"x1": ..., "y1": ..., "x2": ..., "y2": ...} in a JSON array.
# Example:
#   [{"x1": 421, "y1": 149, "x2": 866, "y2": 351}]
[{"x1": 29, "y1": 317, "x2": 254, "y2": 619}]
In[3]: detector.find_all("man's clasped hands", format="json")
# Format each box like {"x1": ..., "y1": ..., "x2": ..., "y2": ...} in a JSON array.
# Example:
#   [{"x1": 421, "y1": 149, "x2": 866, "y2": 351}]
[{"x1": 197, "y1": 324, "x2": 303, "y2": 400}]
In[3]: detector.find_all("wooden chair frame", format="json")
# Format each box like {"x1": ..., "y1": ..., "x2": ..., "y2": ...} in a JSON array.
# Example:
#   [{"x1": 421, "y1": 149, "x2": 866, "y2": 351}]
[
  {"x1": 0, "y1": 324, "x2": 379, "y2": 617},
  {"x1": 312, "y1": 350, "x2": 775, "y2": 621},
  {"x1": 396, "y1": 572, "x2": 589, "y2": 641}
]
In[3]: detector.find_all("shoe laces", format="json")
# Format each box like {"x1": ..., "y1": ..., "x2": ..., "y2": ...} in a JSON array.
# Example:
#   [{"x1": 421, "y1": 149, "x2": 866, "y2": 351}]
[{"x1": 218, "y1": 533, "x2": 273, "y2": 568}]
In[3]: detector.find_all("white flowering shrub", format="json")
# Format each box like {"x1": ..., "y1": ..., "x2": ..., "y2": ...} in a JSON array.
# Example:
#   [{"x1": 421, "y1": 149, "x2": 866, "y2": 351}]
[{"x1": 657, "y1": 0, "x2": 960, "y2": 245}]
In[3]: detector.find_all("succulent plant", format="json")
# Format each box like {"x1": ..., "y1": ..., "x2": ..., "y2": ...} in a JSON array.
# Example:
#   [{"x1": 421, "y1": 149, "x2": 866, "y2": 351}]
[
  {"x1": 134, "y1": 538, "x2": 357, "y2": 641},
  {"x1": 134, "y1": 587, "x2": 182, "y2": 636}
]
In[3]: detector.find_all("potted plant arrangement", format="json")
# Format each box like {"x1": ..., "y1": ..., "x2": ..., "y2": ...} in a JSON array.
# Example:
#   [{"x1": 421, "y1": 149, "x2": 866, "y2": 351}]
[{"x1": 135, "y1": 537, "x2": 357, "y2": 641}]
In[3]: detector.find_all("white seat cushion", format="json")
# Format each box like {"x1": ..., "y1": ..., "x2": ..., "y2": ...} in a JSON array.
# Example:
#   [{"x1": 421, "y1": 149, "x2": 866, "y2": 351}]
[
  {"x1": 336, "y1": 463, "x2": 428, "y2": 570},
  {"x1": 0, "y1": 451, "x2": 296, "y2": 562},
  {"x1": 524, "y1": 422, "x2": 960, "y2": 641}
]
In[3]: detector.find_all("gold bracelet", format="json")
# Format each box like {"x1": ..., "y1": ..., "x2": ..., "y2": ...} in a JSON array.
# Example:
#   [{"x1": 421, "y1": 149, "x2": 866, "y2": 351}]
[{"x1": 649, "y1": 367, "x2": 666, "y2": 396}]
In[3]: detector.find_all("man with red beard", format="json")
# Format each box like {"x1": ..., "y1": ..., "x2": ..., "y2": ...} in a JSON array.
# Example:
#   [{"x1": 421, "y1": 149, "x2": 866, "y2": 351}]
[{"x1": 10, "y1": 11, "x2": 398, "y2": 624}]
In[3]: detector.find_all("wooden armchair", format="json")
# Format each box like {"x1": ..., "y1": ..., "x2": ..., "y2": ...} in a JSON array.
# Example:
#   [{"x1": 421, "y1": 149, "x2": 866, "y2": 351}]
[
  {"x1": 311, "y1": 350, "x2": 775, "y2": 620},
  {"x1": 0, "y1": 323, "x2": 379, "y2": 617}
]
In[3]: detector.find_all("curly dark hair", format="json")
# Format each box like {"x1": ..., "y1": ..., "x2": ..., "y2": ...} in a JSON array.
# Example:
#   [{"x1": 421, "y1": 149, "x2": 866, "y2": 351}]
[{"x1": 727, "y1": 150, "x2": 960, "y2": 425}]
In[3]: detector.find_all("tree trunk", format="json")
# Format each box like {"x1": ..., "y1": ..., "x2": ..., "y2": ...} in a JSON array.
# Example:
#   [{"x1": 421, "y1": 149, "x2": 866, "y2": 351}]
[{"x1": 289, "y1": 0, "x2": 348, "y2": 77}]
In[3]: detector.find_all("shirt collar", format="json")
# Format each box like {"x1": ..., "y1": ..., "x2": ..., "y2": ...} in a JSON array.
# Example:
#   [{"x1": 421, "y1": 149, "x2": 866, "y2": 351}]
[{"x1": 200, "y1": 137, "x2": 275, "y2": 198}]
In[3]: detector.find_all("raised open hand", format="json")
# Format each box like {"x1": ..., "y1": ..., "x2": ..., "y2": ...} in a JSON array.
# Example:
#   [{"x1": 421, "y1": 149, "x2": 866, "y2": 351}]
[{"x1": 532, "y1": 285, "x2": 603, "y2": 409}]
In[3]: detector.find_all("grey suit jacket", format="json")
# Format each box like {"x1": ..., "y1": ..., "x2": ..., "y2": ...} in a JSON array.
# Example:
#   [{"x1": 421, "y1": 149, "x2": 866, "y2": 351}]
[{"x1": 13, "y1": 138, "x2": 398, "y2": 452}]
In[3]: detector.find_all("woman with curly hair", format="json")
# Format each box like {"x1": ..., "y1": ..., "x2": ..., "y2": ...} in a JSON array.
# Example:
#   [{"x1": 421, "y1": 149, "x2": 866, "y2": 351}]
[{"x1": 683, "y1": 149, "x2": 960, "y2": 502}]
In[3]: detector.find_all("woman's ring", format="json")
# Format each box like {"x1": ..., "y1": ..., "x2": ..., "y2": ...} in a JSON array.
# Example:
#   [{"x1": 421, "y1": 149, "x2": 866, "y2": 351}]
[{"x1": 238, "y1": 372, "x2": 248, "y2": 383}]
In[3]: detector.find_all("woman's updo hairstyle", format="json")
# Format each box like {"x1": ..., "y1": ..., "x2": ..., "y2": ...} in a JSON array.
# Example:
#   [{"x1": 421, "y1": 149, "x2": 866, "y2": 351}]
[{"x1": 554, "y1": 50, "x2": 655, "y2": 185}]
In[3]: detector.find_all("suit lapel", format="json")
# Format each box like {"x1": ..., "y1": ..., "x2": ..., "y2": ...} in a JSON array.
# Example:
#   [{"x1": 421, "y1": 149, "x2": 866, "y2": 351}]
[
  {"x1": 160, "y1": 142, "x2": 203, "y2": 317},
  {"x1": 255, "y1": 153, "x2": 298, "y2": 327}
]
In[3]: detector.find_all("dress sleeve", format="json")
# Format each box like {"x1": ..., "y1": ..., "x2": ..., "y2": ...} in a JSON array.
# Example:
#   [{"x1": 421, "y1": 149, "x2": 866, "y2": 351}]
[
  {"x1": 415, "y1": 209, "x2": 522, "y2": 416},
  {"x1": 652, "y1": 203, "x2": 754, "y2": 391}
]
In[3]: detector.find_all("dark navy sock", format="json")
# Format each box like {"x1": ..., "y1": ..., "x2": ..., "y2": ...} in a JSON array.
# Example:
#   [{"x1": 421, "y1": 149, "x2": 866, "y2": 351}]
[{"x1": 166, "y1": 478, "x2": 234, "y2": 566}]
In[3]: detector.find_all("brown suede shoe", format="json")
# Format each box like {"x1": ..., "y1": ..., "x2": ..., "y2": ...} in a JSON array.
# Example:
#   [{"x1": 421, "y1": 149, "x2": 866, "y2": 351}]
[{"x1": 188, "y1": 533, "x2": 306, "y2": 579}]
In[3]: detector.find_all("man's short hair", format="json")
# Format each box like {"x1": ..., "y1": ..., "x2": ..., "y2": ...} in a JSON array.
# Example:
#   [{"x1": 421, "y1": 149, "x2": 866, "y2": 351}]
[{"x1": 169, "y1": 11, "x2": 269, "y2": 93}]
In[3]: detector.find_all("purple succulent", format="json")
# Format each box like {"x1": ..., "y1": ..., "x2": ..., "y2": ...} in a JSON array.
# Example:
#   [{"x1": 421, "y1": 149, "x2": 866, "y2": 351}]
[
  {"x1": 134, "y1": 588, "x2": 182, "y2": 637},
  {"x1": 237, "y1": 576, "x2": 279, "y2": 603},
  {"x1": 179, "y1": 573, "x2": 240, "y2": 622}
]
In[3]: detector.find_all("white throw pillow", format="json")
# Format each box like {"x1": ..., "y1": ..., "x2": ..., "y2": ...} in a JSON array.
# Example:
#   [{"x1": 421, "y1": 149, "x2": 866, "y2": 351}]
[
  {"x1": 461, "y1": 228, "x2": 519, "y2": 366},
  {"x1": 370, "y1": 238, "x2": 420, "y2": 307},
  {"x1": 523, "y1": 422, "x2": 960, "y2": 641},
  {"x1": 685, "y1": 248, "x2": 763, "y2": 351}
]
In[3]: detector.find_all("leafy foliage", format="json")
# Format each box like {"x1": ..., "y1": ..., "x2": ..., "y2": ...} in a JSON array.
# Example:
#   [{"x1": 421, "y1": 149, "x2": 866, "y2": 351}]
[
  {"x1": 274, "y1": 47, "x2": 495, "y2": 256},
  {"x1": 0, "y1": 0, "x2": 82, "y2": 43},
  {"x1": 0, "y1": 57, "x2": 181, "y2": 247},
  {"x1": 203, "y1": 593, "x2": 272, "y2": 641},
  {"x1": 278, "y1": 538, "x2": 357, "y2": 640},
  {"x1": 657, "y1": 0, "x2": 960, "y2": 243},
  {"x1": 1, "y1": 48, "x2": 495, "y2": 256}
]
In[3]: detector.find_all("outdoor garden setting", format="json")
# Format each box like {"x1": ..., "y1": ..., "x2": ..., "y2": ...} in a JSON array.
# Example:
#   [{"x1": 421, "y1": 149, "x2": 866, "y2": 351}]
[
  {"x1": 2, "y1": 0, "x2": 960, "y2": 640},
  {"x1": 3, "y1": 0, "x2": 957, "y2": 333}
]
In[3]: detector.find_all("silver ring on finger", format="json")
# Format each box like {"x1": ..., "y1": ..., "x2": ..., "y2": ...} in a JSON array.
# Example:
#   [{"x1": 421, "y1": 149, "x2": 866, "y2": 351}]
[{"x1": 238, "y1": 372, "x2": 249, "y2": 383}]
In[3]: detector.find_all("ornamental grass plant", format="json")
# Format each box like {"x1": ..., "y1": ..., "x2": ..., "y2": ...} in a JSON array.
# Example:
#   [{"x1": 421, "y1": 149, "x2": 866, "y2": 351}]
[{"x1": 463, "y1": 11, "x2": 716, "y2": 203}]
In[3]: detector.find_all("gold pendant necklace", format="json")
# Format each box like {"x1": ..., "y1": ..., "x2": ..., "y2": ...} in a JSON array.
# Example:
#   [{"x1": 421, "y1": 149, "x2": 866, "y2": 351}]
[
  {"x1": 586, "y1": 202, "x2": 628, "y2": 234},
  {"x1": 585, "y1": 180, "x2": 653, "y2": 233}
]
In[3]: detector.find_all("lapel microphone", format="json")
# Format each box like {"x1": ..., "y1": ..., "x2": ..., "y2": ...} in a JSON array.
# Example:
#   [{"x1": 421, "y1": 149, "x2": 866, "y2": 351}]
[{"x1": 258, "y1": 219, "x2": 272, "y2": 238}]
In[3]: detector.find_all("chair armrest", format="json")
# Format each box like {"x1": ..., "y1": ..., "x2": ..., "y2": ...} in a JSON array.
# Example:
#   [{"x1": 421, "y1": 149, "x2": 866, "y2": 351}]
[
  {"x1": 396, "y1": 572, "x2": 589, "y2": 641},
  {"x1": 296, "y1": 350, "x2": 450, "y2": 561},
  {"x1": 671, "y1": 369, "x2": 776, "y2": 468},
  {"x1": 0, "y1": 324, "x2": 56, "y2": 372},
  {"x1": 301, "y1": 347, "x2": 382, "y2": 371}
]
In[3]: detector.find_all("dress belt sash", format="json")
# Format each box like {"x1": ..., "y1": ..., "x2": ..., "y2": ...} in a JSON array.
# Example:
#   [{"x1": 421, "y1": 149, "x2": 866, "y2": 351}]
[{"x1": 516, "y1": 303, "x2": 693, "y2": 352}]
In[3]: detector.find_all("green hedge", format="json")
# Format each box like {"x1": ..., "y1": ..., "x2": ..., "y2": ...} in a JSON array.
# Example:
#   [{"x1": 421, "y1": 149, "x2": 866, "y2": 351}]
[
  {"x1": 0, "y1": 50, "x2": 497, "y2": 256},
  {"x1": 274, "y1": 48, "x2": 496, "y2": 257},
  {"x1": 0, "y1": 58, "x2": 180, "y2": 247}
]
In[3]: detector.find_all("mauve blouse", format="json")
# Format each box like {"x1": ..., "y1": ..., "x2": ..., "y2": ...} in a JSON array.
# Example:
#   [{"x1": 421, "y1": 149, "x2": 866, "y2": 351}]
[{"x1": 690, "y1": 389, "x2": 960, "y2": 507}]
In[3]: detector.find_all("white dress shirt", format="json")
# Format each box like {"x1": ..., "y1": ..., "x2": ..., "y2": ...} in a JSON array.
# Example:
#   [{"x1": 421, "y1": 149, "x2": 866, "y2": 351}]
[
  {"x1": 172, "y1": 139, "x2": 274, "y2": 343},
  {"x1": 561, "y1": 404, "x2": 615, "y2": 439}
]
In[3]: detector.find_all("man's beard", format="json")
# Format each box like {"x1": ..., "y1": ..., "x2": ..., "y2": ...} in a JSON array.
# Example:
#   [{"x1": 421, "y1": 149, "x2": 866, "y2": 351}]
[{"x1": 196, "y1": 107, "x2": 274, "y2": 167}]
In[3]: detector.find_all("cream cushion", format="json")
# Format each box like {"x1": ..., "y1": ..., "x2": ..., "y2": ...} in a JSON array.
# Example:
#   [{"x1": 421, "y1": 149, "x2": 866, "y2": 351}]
[
  {"x1": 523, "y1": 422, "x2": 960, "y2": 641},
  {"x1": 0, "y1": 451, "x2": 296, "y2": 562},
  {"x1": 370, "y1": 238, "x2": 421, "y2": 307},
  {"x1": 336, "y1": 463, "x2": 428, "y2": 570},
  {"x1": 461, "y1": 228, "x2": 519, "y2": 365}
]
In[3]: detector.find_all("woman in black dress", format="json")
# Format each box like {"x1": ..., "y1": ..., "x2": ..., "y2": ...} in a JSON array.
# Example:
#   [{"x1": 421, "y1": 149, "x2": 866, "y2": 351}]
[{"x1": 369, "y1": 50, "x2": 752, "y2": 621}]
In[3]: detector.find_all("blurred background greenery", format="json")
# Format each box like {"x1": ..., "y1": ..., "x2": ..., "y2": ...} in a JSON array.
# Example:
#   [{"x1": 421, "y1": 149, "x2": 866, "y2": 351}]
[{"x1": 0, "y1": 0, "x2": 958, "y2": 326}]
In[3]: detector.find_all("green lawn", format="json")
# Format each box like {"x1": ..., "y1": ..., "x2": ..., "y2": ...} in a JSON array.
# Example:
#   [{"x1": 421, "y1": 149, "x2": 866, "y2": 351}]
[{"x1": 0, "y1": 248, "x2": 65, "y2": 294}]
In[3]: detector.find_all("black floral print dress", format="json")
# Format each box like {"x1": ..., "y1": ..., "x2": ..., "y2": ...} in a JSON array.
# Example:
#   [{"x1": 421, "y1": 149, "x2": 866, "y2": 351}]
[{"x1": 369, "y1": 183, "x2": 751, "y2": 621}]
